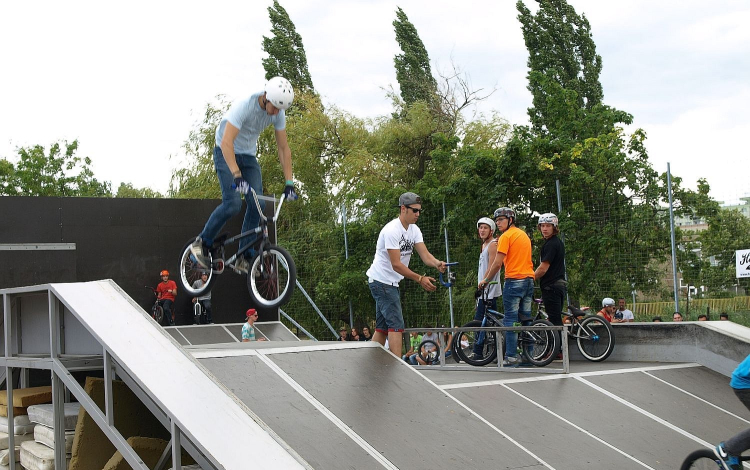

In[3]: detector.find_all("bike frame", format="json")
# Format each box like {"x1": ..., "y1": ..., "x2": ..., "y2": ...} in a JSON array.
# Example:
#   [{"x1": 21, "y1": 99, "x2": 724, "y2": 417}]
[{"x1": 217, "y1": 189, "x2": 286, "y2": 267}]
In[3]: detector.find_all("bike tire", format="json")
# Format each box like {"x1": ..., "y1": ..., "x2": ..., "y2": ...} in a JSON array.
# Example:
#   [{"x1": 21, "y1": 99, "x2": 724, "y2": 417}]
[
  {"x1": 193, "y1": 302, "x2": 202, "y2": 325},
  {"x1": 178, "y1": 239, "x2": 216, "y2": 297},
  {"x1": 522, "y1": 319, "x2": 559, "y2": 367},
  {"x1": 417, "y1": 340, "x2": 441, "y2": 365},
  {"x1": 247, "y1": 245, "x2": 296, "y2": 308},
  {"x1": 454, "y1": 320, "x2": 498, "y2": 366},
  {"x1": 576, "y1": 315, "x2": 615, "y2": 362},
  {"x1": 153, "y1": 305, "x2": 164, "y2": 325},
  {"x1": 679, "y1": 449, "x2": 724, "y2": 470}
]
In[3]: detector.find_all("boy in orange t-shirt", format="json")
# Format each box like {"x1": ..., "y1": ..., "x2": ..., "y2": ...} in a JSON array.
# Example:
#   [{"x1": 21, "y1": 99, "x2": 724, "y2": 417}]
[{"x1": 478, "y1": 207, "x2": 535, "y2": 367}]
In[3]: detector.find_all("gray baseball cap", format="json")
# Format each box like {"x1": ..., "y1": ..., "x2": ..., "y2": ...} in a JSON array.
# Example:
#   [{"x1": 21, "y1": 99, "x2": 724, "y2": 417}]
[{"x1": 397, "y1": 192, "x2": 422, "y2": 207}]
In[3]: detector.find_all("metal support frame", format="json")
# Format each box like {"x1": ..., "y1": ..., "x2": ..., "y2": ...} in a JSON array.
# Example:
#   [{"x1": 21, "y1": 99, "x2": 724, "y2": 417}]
[{"x1": 0, "y1": 286, "x2": 220, "y2": 470}]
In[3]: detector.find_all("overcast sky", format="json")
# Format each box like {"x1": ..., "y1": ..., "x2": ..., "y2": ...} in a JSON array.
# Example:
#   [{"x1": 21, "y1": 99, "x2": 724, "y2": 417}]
[{"x1": 1, "y1": 0, "x2": 748, "y2": 203}]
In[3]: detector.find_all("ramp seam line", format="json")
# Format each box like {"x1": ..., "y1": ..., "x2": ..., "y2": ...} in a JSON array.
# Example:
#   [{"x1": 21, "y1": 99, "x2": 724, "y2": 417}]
[
  {"x1": 574, "y1": 376, "x2": 713, "y2": 448},
  {"x1": 254, "y1": 352, "x2": 399, "y2": 470},
  {"x1": 642, "y1": 371, "x2": 750, "y2": 425},
  {"x1": 500, "y1": 384, "x2": 656, "y2": 469},
  {"x1": 439, "y1": 363, "x2": 702, "y2": 390}
]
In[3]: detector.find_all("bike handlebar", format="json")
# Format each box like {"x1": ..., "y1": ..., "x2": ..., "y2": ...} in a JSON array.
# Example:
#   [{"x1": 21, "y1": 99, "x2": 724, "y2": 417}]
[{"x1": 439, "y1": 262, "x2": 459, "y2": 287}]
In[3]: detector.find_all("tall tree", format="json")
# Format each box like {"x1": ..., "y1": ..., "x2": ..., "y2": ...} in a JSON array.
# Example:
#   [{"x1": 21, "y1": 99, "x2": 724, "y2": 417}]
[
  {"x1": 0, "y1": 140, "x2": 111, "y2": 197},
  {"x1": 262, "y1": 0, "x2": 314, "y2": 93},
  {"x1": 393, "y1": 7, "x2": 437, "y2": 106}
]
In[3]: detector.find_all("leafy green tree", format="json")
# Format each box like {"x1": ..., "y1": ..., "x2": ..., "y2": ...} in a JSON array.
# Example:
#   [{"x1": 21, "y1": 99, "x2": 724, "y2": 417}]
[
  {"x1": 115, "y1": 182, "x2": 163, "y2": 198},
  {"x1": 170, "y1": 96, "x2": 230, "y2": 199},
  {"x1": 0, "y1": 140, "x2": 111, "y2": 197},
  {"x1": 694, "y1": 208, "x2": 750, "y2": 295},
  {"x1": 262, "y1": 0, "x2": 314, "y2": 93},
  {"x1": 393, "y1": 7, "x2": 437, "y2": 106}
]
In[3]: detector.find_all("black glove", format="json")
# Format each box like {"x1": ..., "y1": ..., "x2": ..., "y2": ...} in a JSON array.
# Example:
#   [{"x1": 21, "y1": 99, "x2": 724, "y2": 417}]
[
  {"x1": 283, "y1": 183, "x2": 298, "y2": 201},
  {"x1": 233, "y1": 177, "x2": 249, "y2": 194}
]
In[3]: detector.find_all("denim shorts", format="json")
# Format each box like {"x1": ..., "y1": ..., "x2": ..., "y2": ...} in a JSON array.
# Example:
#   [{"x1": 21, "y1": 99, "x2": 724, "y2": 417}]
[{"x1": 369, "y1": 280, "x2": 405, "y2": 332}]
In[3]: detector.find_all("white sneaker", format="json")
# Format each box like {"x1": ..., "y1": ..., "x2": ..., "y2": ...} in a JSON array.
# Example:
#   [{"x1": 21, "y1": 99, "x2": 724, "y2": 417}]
[
  {"x1": 233, "y1": 257, "x2": 250, "y2": 274},
  {"x1": 190, "y1": 238, "x2": 210, "y2": 269},
  {"x1": 503, "y1": 356, "x2": 520, "y2": 367}
]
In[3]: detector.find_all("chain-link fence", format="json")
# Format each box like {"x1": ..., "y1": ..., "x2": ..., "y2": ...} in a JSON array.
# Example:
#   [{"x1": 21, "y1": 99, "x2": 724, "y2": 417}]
[{"x1": 276, "y1": 188, "x2": 750, "y2": 340}]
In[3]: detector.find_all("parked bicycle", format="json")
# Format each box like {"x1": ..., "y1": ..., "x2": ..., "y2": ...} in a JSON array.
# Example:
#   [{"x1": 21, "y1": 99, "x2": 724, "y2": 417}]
[
  {"x1": 178, "y1": 188, "x2": 296, "y2": 308},
  {"x1": 145, "y1": 286, "x2": 165, "y2": 324},
  {"x1": 454, "y1": 283, "x2": 560, "y2": 367},
  {"x1": 533, "y1": 299, "x2": 615, "y2": 362},
  {"x1": 680, "y1": 448, "x2": 750, "y2": 469}
]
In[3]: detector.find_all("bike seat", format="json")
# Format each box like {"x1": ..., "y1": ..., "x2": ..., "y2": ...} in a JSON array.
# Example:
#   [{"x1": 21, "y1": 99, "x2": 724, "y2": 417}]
[
  {"x1": 214, "y1": 233, "x2": 230, "y2": 245},
  {"x1": 566, "y1": 305, "x2": 588, "y2": 318}
]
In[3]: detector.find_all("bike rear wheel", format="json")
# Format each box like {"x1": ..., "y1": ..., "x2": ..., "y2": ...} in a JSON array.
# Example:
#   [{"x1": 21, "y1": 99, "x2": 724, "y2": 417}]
[
  {"x1": 680, "y1": 449, "x2": 725, "y2": 470},
  {"x1": 576, "y1": 315, "x2": 615, "y2": 362},
  {"x1": 178, "y1": 239, "x2": 216, "y2": 297},
  {"x1": 454, "y1": 320, "x2": 498, "y2": 366},
  {"x1": 247, "y1": 245, "x2": 296, "y2": 308},
  {"x1": 522, "y1": 319, "x2": 559, "y2": 367}
]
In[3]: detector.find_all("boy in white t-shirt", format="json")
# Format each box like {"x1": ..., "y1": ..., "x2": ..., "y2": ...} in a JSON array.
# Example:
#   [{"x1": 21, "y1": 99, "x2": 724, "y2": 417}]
[{"x1": 366, "y1": 192, "x2": 446, "y2": 357}]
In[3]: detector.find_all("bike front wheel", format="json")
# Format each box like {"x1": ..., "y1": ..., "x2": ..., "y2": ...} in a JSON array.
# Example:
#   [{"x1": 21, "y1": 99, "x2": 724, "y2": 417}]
[
  {"x1": 679, "y1": 449, "x2": 725, "y2": 470},
  {"x1": 247, "y1": 245, "x2": 296, "y2": 308},
  {"x1": 576, "y1": 315, "x2": 615, "y2": 362},
  {"x1": 454, "y1": 320, "x2": 498, "y2": 366},
  {"x1": 152, "y1": 305, "x2": 164, "y2": 325},
  {"x1": 178, "y1": 239, "x2": 216, "y2": 297},
  {"x1": 417, "y1": 340, "x2": 441, "y2": 365},
  {"x1": 522, "y1": 319, "x2": 560, "y2": 367}
]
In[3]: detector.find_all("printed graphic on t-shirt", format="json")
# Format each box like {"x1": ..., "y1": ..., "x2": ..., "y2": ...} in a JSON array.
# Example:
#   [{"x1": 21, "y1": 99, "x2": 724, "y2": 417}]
[{"x1": 400, "y1": 234, "x2": 415, "y2": 256}]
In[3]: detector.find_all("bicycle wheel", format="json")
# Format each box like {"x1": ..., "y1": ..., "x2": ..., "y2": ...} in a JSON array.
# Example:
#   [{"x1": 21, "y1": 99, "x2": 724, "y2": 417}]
[
  {"x1": 193, "y1": 302, "x2": 202, "y2": 325},
  {"x1": 152, "y1": 305, "x2": 164, "y2": 325},
  {"x1": 247, "y1": 245, "x2": 296, "y2": 308},
  {"x1": 522, "y1": 320, "x2": 559, "y2": 367},
  {"x1": 178, "y1": 239, "x2": 216, "y2": 297},
  {"x1": 576, "y1": 315, "x2": 615, "y2": 362},
  {"x1": 454, "y1": 320, "x2": 498, "y2": 366},
  {"x1": 417, "y1": 340, "x2": 441, "y2": 365},
  {"x1": 680, "y1": 449, "x2": 724, "y2": 470}
]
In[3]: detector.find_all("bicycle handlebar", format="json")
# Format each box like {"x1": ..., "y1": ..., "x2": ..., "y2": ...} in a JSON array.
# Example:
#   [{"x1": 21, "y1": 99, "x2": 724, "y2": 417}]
[{"x1": 439, "y1": 262, "x2": 459, "y2": 287}]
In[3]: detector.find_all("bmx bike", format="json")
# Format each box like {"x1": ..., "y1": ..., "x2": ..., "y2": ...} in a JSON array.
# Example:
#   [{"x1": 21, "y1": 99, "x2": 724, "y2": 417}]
[
  {"x1": 680, "y1": 448, "x2": 750, "y2": 469},
  {"x1": 557, "y1": 303, "x2": 615, "y2": 362},
  {"x1": 145, "y1": 287, "x2": 166, "y2": 324},
  {"x1": 453, "y1": 283, "x2": 559, "y2": 367},
  {"x1": 177, "y1": 188, "x2": 296, "y2": 309}
]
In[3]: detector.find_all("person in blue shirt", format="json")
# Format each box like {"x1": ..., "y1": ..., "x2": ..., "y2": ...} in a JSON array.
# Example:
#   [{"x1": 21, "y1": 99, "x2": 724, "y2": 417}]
[
  {"x1": 191, "y1": 76, "x2": 298, "y2": 273},
  {"x1": 714, "y1": 354, "x2": 750, "y2": 469}
]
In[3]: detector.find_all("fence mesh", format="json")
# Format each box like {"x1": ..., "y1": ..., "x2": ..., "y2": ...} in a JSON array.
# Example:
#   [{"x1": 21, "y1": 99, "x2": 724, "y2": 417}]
[{"x1": 276, "y1": 188, "x2": 750, "y2": 341}]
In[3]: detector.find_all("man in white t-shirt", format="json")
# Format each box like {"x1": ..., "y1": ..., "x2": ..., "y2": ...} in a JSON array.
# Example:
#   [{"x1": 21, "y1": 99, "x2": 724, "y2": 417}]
[
  {"x1": 366, "y1": 192, "x2": 446, "y2": 357},
  {"x1": 614, "y1": 298, "x2": 634, "y2": 323}
]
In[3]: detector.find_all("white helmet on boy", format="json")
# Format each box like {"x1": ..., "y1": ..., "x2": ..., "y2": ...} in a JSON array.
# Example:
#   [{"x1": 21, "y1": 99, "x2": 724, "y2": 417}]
[
  {"x1": 265, "y1": 76, "x2": 294, "y2": 110},
  {"x1": 476, "y1": 217, "x2": 496, "y2": 232},
  {"x1": 538, "y1": 213, "x2": 559, "y2": 227}
]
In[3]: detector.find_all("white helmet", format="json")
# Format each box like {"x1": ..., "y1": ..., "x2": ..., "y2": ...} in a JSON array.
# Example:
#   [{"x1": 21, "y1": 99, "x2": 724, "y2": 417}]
[
  {"x1": 476, "y1": 217, "x2": 496, "y2": 232},
  {"x1": 538, "y1": 212, "x2": 558, "y2": 227},
  {"x1": 602, "y1": 297, "x2": 615, "y2": 307},
  {"x1": 265, "y1": 77, "x2": 294, "y2": 110}
]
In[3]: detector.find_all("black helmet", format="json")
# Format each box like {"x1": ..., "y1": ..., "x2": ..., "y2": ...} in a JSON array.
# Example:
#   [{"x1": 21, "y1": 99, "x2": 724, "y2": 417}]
[{"x1": 493, "y1": 207, "x2": 515, "y2": 220}]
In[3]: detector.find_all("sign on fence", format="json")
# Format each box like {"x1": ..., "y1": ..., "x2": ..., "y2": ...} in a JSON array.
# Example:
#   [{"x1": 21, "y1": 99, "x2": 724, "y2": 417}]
[{"x1": 737, "y1": 249, "x2": 750, "y2": 278}]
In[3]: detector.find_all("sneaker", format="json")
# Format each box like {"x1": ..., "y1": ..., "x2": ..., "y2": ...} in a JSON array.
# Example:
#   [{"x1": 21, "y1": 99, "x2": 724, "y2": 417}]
[
  {"x1": 468, "y1": 352, "x2": 483, "y2": 361},
  {"x1": 714, "y1": 443, "x2": 741, "y2": 470},
  {"x1": 503, "y1": 356, "x2": 520, "y2": 368},
  {"x1": 233, "y1": 256, "x2": 250, "y2": 274},
  {"x1": 190, "y1": 238, "x2": 211, "y2": 269}
]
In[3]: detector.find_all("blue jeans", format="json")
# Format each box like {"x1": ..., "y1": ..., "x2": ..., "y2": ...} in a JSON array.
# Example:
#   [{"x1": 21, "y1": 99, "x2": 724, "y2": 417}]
[
  {"x1": 473, "y1": 297, "x2": 497, "y2": 356},
  {"x1": 503, "y1": 277, "x2": 534, "y2": 358},
  {"x1": 369, "y1": 281, "x2": 405, "y2": 332},
  {"x1": 200, "y1": 147, "x2": 265, "y2": 254}
]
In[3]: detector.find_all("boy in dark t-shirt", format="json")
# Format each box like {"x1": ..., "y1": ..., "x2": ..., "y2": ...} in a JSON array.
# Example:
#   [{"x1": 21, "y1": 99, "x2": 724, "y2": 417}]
[{"x1": 534, "y1": 213, "x2": 566, "y2": 326}]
